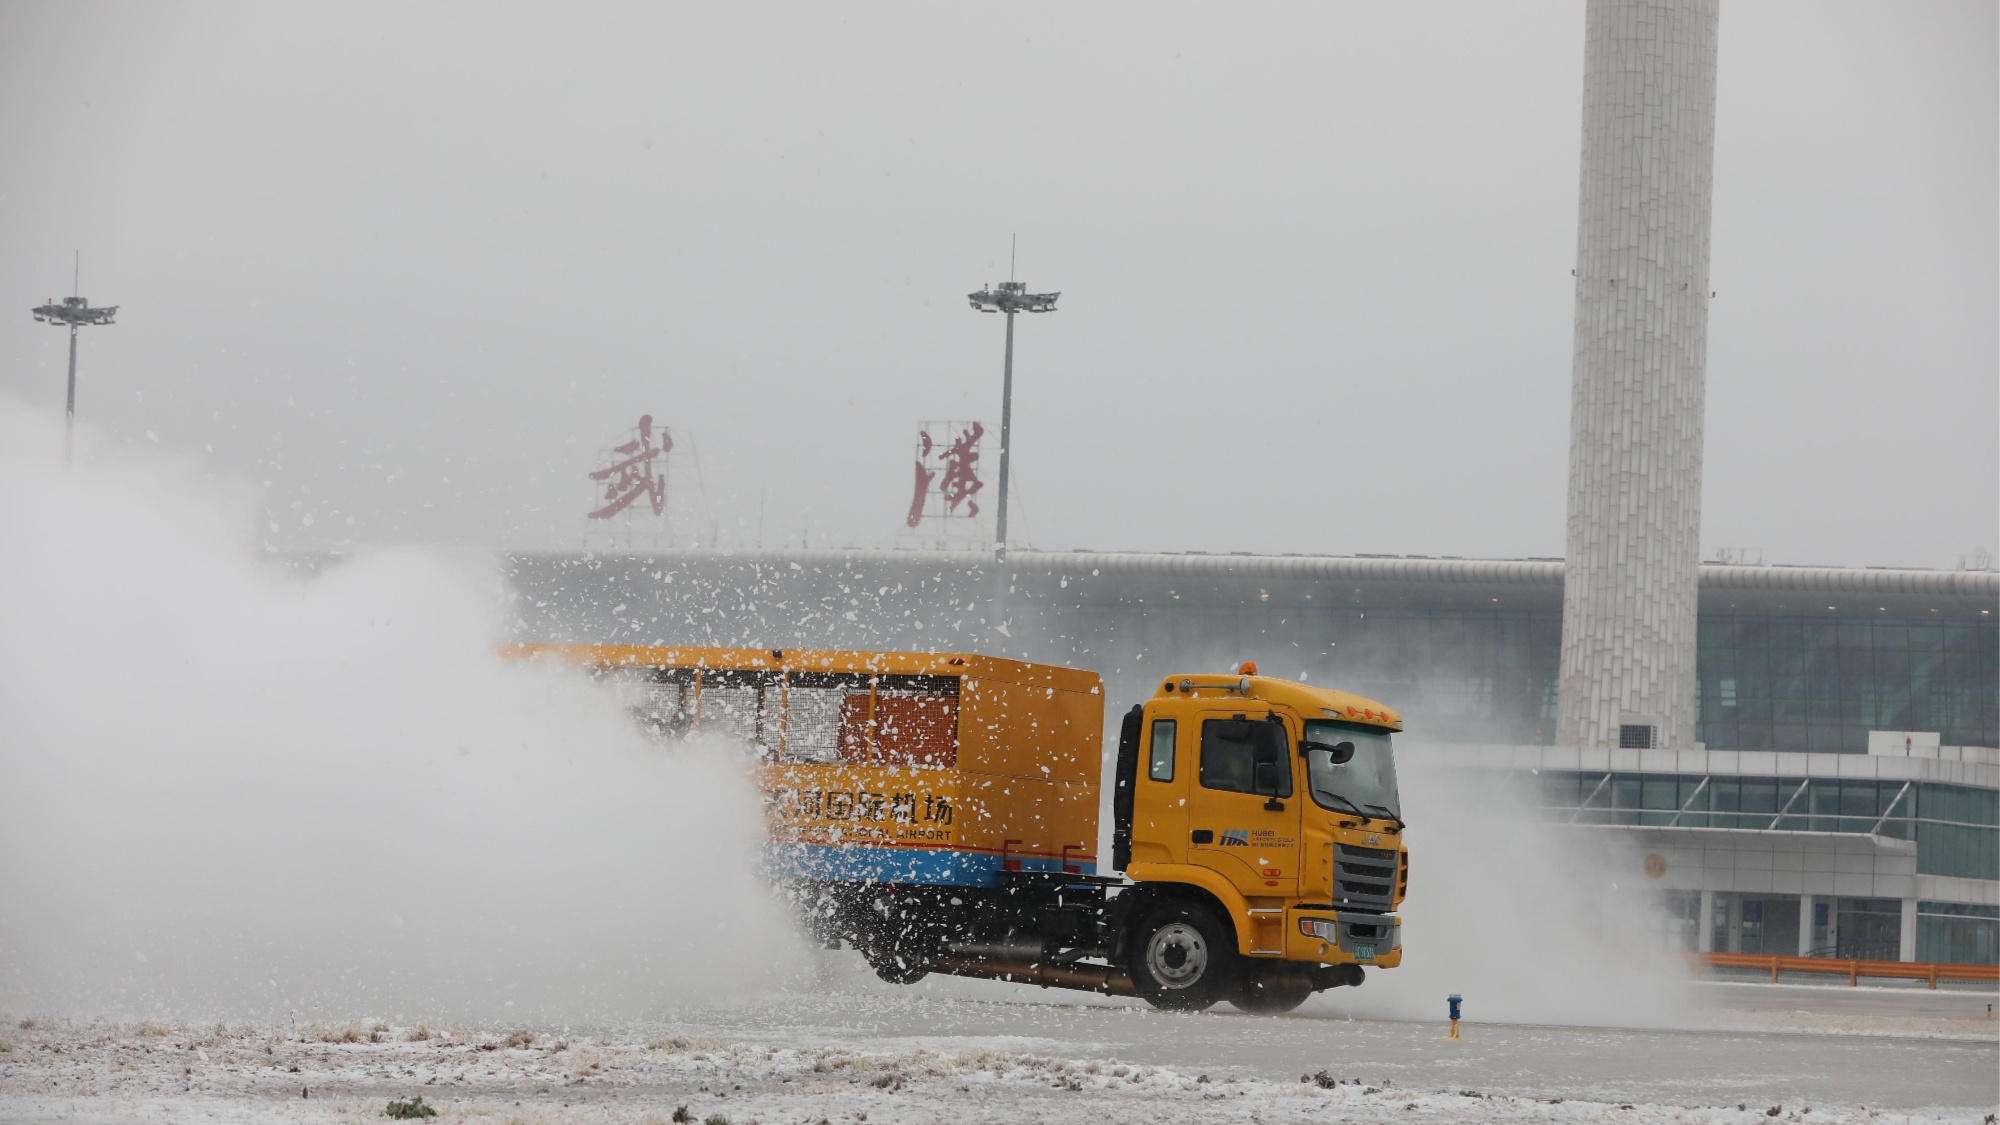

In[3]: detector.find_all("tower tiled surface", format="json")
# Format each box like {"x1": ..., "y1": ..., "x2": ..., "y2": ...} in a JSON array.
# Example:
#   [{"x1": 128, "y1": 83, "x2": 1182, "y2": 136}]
[{"x1": 1557, "y1": 0, "x2": 1720, "y2": 749}]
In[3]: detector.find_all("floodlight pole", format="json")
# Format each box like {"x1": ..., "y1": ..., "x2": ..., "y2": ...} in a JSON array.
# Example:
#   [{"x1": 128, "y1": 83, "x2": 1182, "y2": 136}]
[
  {"x1": 31, "y1": 257, "x2": 117, "y2": 464},
  {"x1": 967, "y1": 268, "x2": 1058, "y2": 563},
  {"x1": 64, "y1": 323, "x2": 79, "y2": 461},
  {"x1": 996, "y1": 309, "x2": 1016, "y2": 560}
]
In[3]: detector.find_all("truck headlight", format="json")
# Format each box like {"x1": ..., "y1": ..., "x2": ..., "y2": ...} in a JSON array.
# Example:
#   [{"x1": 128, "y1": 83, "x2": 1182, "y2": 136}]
[{"x1": 1299, "y1": 918, "x2": 1340, "y2": 941}]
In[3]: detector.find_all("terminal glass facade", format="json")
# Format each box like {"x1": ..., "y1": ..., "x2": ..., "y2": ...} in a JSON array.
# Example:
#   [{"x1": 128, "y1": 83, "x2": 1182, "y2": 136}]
[
  {"x1": 1833, "y1": 898, "x2": 1903, "y2": 961},
  {"x1": 1918, "y1": 902, "x2": 1999, "y2": 965},
  {"x1": 1695, "y1": 614, "x2": 1998, "y2": 752},
  {"x1": 1080, "y1": 605, "x2": 1564, "y2": 746},
  {"x1": 1310, "y1": 608, "x2": 1561, "y2": 744},
  {"x1": 1090, "y1": 606, "x2": 1995, "y2": 753},
  {"x1": 1915, "y1": 784, "x2": 2000, "y2": 881},
  {"x1": 1533, "y1": 772, "x2": 1998, "y2": 881}
]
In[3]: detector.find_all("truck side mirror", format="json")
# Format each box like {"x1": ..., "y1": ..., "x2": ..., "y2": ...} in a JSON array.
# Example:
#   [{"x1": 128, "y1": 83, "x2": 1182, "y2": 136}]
[{"x1": 1300, "y1": 739, "x2": 1355, "y2": 764}]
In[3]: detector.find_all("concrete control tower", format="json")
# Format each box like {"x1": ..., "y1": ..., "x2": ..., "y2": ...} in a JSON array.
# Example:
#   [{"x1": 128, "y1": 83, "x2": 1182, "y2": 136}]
[{"x1": 1557, "y1": 0, "x2": 1720, "y2": 751}]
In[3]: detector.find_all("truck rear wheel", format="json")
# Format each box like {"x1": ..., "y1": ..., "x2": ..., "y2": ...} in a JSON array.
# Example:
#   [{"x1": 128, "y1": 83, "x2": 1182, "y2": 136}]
[{"x1": 1129, "y1": 901, "x2": 1235, "y2": 1011}]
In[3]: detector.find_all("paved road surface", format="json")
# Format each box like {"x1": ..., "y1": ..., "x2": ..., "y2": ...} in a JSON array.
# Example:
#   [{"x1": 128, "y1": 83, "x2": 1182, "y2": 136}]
[
  {"x1": 642, "y1": 963, "x2": 1998, "y2": 1112},
  {"x1": 1696, "y1": 979, "x2": 1998, "y2": 1020}
]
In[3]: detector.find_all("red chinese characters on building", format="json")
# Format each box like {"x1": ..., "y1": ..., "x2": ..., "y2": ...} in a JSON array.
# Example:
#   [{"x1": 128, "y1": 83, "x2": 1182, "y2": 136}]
[
  {"x1": 588, "y1": 414, "x2": 671, "y2": 520},
  {"x1": 905, "y1": 422, "x2": 984, "y2": 528}
]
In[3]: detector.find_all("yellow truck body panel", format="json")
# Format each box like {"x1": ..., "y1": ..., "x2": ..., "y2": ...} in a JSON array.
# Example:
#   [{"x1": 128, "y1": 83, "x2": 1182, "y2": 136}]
[{"x1": 512, "y1": 644, "x2": 1107, "y2": 882}]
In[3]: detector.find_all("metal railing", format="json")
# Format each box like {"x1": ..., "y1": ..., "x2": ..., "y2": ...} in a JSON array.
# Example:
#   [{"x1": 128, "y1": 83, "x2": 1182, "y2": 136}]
[
  {"x1": 1695, "y1": 951, "x2": 1998, "y2": 988},
  {"x1": 1537, "y1": 803, "x2": 2000, "y2": 834}
]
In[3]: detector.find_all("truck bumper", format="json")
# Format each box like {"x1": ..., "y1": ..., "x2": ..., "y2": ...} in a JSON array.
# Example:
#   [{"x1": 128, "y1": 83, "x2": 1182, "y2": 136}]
[{"x1": 1290, "y1": 908, "x2": 1401, "y2": 969}]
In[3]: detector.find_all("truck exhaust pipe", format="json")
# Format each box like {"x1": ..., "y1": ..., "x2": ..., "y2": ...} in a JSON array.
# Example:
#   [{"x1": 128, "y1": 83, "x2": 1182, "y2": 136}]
[
  {"x1": 931, "y1": 958, "x2": 1358, "y2": 999},
  {"x1": 931, "y1": 953, "x2": 1140, "y2": 997}
]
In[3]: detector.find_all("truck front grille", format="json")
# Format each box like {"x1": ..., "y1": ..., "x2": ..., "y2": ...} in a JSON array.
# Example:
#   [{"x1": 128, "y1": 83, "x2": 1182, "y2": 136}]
[{"x1": 1332, "y1": 844, "x2": 1398, "y2": 913}]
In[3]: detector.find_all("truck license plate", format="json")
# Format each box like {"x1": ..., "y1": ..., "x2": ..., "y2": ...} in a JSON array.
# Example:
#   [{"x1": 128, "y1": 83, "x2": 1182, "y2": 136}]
[{"x1": 1352, "y1": 943, "x2": 1376, "y2": 960}]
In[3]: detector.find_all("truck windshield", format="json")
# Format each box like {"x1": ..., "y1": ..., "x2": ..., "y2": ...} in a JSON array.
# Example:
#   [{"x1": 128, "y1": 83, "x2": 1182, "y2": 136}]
[{"x1": 1303, "y1": 719, "x2": 1401, "y2": 821}]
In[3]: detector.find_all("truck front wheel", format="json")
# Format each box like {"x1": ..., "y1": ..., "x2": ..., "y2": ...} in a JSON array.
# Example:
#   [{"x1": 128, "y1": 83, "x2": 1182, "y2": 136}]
[{"x1": 1129, "y1": 902, "x2": 1235, "y2": 1011}]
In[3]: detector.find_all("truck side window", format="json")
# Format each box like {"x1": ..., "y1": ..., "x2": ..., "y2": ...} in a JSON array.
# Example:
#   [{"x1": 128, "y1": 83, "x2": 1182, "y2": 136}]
[
  {"x1": 1147, "y1": 719, "x2": 1177, "y2": 781},
  {"x1": 1200, "y1": 717, "x2": 1292, "y2": 797}
]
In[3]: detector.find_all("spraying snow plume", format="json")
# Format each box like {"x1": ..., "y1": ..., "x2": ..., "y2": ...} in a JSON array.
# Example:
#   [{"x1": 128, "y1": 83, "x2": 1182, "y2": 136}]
[
  {"x1": 1322, "y1": 751, "x2": 1694, "y2": 1028},
  {"x1": 0, "y1": 399, "x2": 798, "y2": 1023}
]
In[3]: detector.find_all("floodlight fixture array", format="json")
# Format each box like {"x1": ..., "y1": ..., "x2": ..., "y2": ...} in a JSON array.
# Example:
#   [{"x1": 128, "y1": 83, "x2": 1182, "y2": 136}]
[
  {"x1": 32, "y1": 295, "x2": 118, "y2": 329},
  {"x1": 967, "y1": 280, "x2": 1059, "y2": 315}
]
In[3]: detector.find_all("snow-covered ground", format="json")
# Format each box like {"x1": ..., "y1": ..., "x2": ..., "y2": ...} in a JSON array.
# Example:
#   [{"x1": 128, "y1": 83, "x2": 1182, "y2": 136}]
[{"x1": 2, "y1": 1002, "x2": 1993, "y2": 1125}]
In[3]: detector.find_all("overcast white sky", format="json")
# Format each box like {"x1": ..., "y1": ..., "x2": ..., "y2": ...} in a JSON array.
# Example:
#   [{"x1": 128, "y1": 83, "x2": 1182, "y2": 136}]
[{"x1": 2, "y1": 2, "x2": 1992, "y2": 568}]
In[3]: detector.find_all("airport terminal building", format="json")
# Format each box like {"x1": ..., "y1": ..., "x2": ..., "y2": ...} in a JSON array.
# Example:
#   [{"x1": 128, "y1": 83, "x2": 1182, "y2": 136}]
[{"x1": 507, "y1": 546, "x2": 2000, "y2": 966}]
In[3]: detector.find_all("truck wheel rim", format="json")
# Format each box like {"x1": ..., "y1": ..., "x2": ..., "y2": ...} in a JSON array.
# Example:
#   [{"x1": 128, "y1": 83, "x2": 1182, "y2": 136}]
[{"x1": 1145, "y1": 922, "x2": 1208, "y2": 988}]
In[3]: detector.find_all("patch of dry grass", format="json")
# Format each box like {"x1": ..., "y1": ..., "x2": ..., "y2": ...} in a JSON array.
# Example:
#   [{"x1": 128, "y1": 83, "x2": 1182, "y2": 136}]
[
  {"x1": 401, "y1": 1024, "x2": 466, "y2": 1044},
  {"x1": 186, "y1": 1022, "x2": 238, "y2": 1049},
  {"x1": 305, "y1": 1020, "x2": 387, "y2": 1044},
  {"x1": 646, "y1": 1034, "x2": 722, "y2": 1052}
]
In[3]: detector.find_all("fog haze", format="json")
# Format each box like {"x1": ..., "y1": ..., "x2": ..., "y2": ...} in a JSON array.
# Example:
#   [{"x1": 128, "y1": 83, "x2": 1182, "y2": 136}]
[{"x1": 2, "y1": 2, "x2": 1992, "y2": 568}]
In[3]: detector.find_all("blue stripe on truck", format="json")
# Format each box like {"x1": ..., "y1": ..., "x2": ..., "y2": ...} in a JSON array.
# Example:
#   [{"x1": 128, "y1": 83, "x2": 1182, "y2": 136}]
[{"x1": 764, "y1": 843, "x2": 1098, "y2": 887}]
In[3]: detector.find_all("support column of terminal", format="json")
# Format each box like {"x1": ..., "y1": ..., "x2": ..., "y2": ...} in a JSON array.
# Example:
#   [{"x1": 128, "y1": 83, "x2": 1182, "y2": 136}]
[
  {"x1": 1555, "y1": 0, "x2": 1720, "y2": 751},
  {"x1": 1899, "y1": 899, "x2": 1918, "y2": 962},
  {"x1": 1797, "y1": 893, "x2": 1815, "y2": 957}
]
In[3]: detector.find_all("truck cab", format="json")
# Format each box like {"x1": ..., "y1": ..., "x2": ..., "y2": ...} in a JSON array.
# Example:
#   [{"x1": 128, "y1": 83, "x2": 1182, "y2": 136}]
[{"x1": 1111, "y1": 664, "x2": 1407, "y2": 1011}]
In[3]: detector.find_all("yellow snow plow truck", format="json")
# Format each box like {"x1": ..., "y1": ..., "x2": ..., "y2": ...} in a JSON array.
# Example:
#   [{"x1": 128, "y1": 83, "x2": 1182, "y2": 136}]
[{"x1": 516, "y1": 644, "x2": 1409, "y2": 1014}]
